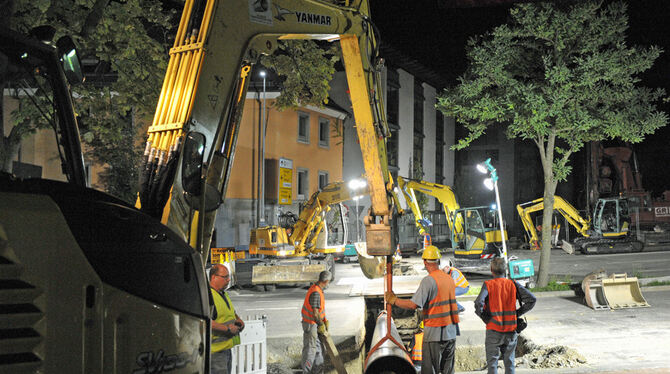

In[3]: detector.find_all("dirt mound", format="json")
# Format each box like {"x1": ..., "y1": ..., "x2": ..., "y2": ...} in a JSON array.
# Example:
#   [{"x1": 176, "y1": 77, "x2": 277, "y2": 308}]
[{"x1": 517, "y1": 336, "x2": 587, "y2": 369}]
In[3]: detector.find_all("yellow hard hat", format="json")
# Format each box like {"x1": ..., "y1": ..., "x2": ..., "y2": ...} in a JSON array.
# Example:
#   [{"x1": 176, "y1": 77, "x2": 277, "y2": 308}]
[{"x1": 422, "y1": 245, "x2": 441, "y2": 260}]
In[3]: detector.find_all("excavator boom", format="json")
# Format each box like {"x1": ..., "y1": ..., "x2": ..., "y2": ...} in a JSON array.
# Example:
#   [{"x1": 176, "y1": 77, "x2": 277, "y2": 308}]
[{"x1": 138, "y1": 0, "x2": 395, "y2": 263}]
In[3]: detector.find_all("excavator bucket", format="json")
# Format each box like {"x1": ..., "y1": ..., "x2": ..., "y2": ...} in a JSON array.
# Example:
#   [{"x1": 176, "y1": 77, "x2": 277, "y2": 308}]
[
  {"x1": 582, "y1": 276, "x2": 609, "y2": 311},
  {"x1": 601, "y1": 274, "x2": 650, "y2": 309},
  {"x1": 355, "y1": 242, "x2": 386, "y2": 279}
]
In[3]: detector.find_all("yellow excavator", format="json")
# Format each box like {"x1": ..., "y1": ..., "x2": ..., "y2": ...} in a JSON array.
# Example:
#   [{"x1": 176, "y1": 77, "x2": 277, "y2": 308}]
[
  {"x1": 516, "y1": 196, "x2": 643, "y2": 254},
  {"x1": 1, "y1": 0, "x2": 398, "y2": 372},
  {"x1": 246, "y1": 180, "x2": 366, "y2": 287},
  {"x1": 395, "y1": 176, "x2": 507, "y2": 269}
]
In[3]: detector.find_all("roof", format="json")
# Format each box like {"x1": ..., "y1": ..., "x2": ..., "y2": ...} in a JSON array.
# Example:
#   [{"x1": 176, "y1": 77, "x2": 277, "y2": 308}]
[{"x1": 379, "y1": 43, "x2": 450, "y2": 89}]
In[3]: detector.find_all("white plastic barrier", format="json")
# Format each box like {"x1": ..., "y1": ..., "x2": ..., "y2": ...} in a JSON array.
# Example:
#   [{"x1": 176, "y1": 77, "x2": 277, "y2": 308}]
[{"x1": 231, "y1": 316, "x2": 267, "y2": 374}]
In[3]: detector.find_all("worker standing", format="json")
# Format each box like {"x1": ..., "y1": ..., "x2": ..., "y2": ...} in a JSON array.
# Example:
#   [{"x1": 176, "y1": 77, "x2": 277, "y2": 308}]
[
  {"x1": 442, "y1": 258, "x2": 469, "y2": 313},
  {"x1": 301, "y1": 270, "x2": 331, "y2": 374},
  {"x1": 474, "y1": 258, "x2": 536, "y2": 374},
  {"x1": 210, "y1": 264, "x2": 245, "y2": 374},
  {"x1": 386, "y1": 245, "x2": 460, "y2": 374}
]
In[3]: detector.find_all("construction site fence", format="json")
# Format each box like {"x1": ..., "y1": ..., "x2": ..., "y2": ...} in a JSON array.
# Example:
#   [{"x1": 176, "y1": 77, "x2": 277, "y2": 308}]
[{"x1": 231, "y1": 315, "x2": 268, "y2": 374}]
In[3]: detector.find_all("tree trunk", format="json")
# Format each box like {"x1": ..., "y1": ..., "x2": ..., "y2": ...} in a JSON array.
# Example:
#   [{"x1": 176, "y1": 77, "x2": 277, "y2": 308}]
[{"x1": 536, "y1": 133, "x2": 558, "y2": 287}]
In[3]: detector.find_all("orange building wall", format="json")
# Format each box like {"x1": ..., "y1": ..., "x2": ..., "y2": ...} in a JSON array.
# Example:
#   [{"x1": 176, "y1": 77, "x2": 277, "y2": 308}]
[{"x1": 226, "y1": 98, "x2": 344, "y2": 201}]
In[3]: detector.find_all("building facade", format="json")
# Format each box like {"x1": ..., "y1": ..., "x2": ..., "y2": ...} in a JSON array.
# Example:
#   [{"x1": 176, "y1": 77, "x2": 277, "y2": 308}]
[{"x1": 214, "y1": 80, "x2": 347, "y2": 248}]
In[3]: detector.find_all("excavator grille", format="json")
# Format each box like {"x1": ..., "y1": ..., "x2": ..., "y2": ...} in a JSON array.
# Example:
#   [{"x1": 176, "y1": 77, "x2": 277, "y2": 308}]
[{"x1": 0, "y1": 254, "x2": 43, "y2": 372}]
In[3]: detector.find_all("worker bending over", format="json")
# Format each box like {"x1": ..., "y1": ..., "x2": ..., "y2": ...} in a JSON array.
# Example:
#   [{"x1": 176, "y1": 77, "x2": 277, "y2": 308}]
[
  {"x1": 301, "y1": 270, "x2": 331, "y2": 374},
  {"x1": 386, "y1": 245, "x2": 460, "y2": 374}
]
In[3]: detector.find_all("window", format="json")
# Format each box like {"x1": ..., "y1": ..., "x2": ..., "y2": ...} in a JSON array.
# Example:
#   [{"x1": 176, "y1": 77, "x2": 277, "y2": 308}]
[
  {"x1": 298, "y1": 112, "x2": 310, "y2": 143},
  {"x1": 413, "y1": 80, "x2": 424, "y2": 178},
  {"x1": 485, "y1": 149, "x2": 499, "y2": 162},
  {"x1": 387, "y1": 69, "x2": 400, "y2": 169},
  {"x1": 387, "y1": 69, "x2": 400, "y2": 126},
  {"x1": 318, "y1": 171, "x2": 329, "y2": 190},
  {"x1": 318, "y1": 117, "x2": 330, "y2": 147},
  {"x1": 435, "y1": 111, "x2": 445, "y2": 184},
  {"x1": 297, "y1": 168, "x2": 309, "y2": 199}
]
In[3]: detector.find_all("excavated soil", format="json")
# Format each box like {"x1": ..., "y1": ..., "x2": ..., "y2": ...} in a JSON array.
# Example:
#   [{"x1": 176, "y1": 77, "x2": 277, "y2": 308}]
[{"x1": 516, "y1": 335, "x2": 588, "y2": 369}]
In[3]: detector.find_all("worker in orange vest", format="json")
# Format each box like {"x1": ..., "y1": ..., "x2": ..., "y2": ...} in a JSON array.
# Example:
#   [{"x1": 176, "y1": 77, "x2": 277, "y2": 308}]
[
  {"x1": 386, "y1": 245, "x2": 459, "y2": 374},
  {"x1": 301, "y1": 270, "x2": 331, "y2": 374},
  {"x1": 474, "y1": 258, "x2": 536, "y2": 374},
  {"x1": 442, "y1": 258, "x2": 469, "y2": 313},
  {"x1": 410, "y1": 321, "x2": 424, "y2": 372}
]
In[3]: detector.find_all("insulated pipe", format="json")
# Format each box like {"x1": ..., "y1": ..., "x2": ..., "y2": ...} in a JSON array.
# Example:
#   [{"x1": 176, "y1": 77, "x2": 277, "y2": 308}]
[
  {"x1": 363, "y1": 310, "x2": 414, "y2": 374},
  {"x1": 364, "y1": 259, "x2": 414, "y2": 374}
]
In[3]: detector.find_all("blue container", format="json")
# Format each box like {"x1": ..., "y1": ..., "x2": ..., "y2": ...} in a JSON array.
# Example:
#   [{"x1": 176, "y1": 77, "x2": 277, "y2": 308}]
[{"x1": 509, "y1": 259, "x2": 534, "y2": 279}]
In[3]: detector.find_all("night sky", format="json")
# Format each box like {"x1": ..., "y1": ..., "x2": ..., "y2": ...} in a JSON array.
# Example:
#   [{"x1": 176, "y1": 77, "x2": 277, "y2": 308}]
[{"x1": 369, "y1": 0, "x2": 670, "y2": 196}]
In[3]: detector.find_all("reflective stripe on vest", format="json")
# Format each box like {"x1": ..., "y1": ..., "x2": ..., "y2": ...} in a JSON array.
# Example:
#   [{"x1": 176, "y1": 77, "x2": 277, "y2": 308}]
[
  {"x1": 484, "y1": 278, "x2": 517, "y2": 333},
  {"x1": 302, "y1": 284, "x2": 326, "y2": 324},
  {"x1": 411, "y1": 332, "x2": 423, "y2": 362},
  {"x1": 423, "y1": 270, "x2": 460, "y2": 327},
  {"x1": 211, "y1": 288, "x2": 241, "y2": 352},
  {"x1": 448, "y1": 267, "x2": 469, "y2": 288}
]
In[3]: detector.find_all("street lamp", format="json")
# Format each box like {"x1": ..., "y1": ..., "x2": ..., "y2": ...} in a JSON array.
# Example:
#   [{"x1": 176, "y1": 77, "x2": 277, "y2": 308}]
[
  {"x1": 476, "y1": 158, "x2": 508, "y2": 273},
  {"x1": 257, "y1": 70, "x2": 267, "y2": 227}
]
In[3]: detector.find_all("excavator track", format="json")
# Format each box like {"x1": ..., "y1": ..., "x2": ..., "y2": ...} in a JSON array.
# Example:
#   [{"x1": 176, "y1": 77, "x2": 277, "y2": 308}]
[{"x1": 574, "y1": 237, "x2": 644, "y2": 255}]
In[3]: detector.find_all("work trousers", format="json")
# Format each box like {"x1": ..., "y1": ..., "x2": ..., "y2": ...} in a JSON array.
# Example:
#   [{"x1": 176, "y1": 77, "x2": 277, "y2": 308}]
[
  {"x1": 422, "y1": 339, "x2": 455, "y2": 374},
  {"x1": 211, "y1": 349, "x2": 232, "y2": 374},
  {"x1": 302, "y1": 322, "x2": 325, "y2": 374},
  {"x1": 455, "y1": 286, "x2": 470, "y2": 312},
  {"x1": 485, "y1": 329, "x2": 518, "y2": 374}
]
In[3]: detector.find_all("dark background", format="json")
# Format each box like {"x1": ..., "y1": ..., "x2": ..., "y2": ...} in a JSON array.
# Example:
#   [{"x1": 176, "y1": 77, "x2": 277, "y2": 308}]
[{"x1": 369, "y1": 0, "x2": 670, "y2": 197}]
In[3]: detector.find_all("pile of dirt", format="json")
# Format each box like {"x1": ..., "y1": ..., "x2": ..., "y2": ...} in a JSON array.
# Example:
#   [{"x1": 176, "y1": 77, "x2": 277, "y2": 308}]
[
  {"x1": 455, "y1": 345, "x2": 486, "y2": 371},
  {"x1": 393, "y1": 262, "x2": 419, "y2": 276},
  {"x1": 518, "y1": 344, "x2": 587, "y2": 369}
]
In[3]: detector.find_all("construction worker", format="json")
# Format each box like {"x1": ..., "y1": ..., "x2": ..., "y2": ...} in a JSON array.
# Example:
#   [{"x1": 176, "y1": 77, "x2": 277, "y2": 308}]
[
  {"x1": 301, "y1": 270, "x2": 331, "y2": 374},
  {"x1": 410, "y1": 321, "x2": 424, "y2": 372},
  {"x1": 442, "y1": 258, "x2": 469, "y2": 313},
  {"x1": 210, "y1": 264, "x2": 245, "y2": 374},
  {"x1": 386, "y1": 245, "x2": 459, "y2": 374},
  {"x1": 474, "y1": 258, "x2": 536, "y2": 374}
]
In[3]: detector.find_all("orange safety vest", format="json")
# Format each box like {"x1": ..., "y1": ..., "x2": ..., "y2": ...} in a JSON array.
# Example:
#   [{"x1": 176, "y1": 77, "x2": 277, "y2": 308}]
[
  {"x1": 446, "y1": 267, "x2": 469, "y2": 288},
  {"x1": 302, "y1": 284, "x2": 326, "y2": 324},
  {"x1": 423, "y1": 270, "x2": 460, "y2": 327},
  {"x1": 484, "y1": 278, "x2": 517, "y2": 333},
  {"x1": 411, "y1": 331, "x2": 423, "y2": 362}
]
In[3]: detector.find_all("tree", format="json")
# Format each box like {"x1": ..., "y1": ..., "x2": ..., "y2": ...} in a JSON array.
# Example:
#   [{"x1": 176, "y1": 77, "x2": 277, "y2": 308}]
[
  {"x1": 437, "y1": 1, "x2": 668, "y2": 286},
  {"x1": 5, "y1": 0, "x2": 176, "y2": 203},
  {"x1": 260, "y1": 40, "x2": 340, "y2": 110}
]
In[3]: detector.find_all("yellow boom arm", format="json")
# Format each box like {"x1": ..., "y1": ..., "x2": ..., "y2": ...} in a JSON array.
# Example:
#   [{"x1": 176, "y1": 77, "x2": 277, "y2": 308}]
[
  {"x1": 139, "y1": 0, "x2": 394, "y2": 262},
  {"x1": 517, "y1": 196, "x2": 591, "y2": 249}
]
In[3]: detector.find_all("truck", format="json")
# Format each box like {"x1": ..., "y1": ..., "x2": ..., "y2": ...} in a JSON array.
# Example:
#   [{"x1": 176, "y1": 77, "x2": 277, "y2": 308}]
[
  {"x1": 517, "y1": 195, "x2": 643, "y2": 254},
  {"x1": 244, "y1": 180, "x2": 364, "y2": 288},
  {"x1": 395, "y1": 176, "x2": 508, "y2": 270},
  {"x1": 0, "y1": 0, "x2": 398, "y2": 371}
]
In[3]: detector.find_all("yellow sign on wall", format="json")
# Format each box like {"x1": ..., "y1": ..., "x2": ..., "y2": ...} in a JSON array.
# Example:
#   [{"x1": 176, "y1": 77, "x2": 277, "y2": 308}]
[{"x1": 279, "y1": 158, "x2": 293, "y2": 205}]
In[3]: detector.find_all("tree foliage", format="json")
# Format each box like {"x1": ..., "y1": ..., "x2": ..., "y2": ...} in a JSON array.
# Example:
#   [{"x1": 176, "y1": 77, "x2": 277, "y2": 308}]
[
  {"x1": 437, "y1": 1, "x2": 668, "y2": 286},
  {"x1": 6, "y1": 0, "x2": 176, "y2": 203},
  {"x1": 261, "y1": 40, "x2": 340, "y2": 110}
]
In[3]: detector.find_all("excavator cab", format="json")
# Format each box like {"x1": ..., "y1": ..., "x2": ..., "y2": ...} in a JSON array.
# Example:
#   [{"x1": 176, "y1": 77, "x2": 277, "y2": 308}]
[
  {"x1": 451, "y1": 208, "x2": 487, "y2": 252},
  {"x1": 593, "y1": 198, "x2": 630, "y2": 238}
]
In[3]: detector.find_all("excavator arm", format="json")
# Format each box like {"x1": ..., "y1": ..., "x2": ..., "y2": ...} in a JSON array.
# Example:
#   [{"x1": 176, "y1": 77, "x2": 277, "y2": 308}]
[
  {"x1": 396, "y1": 176, "x2": 463, "y2": 236},
  {"x1": 289, "y1": 181, "x2": 368, "y2": 254},
  {"x1": 516, "y1": 196, "x2": 591, "y2": 249},
  {"x1": 138, "y1": 0, "x2": 394, "y2": 263}
]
